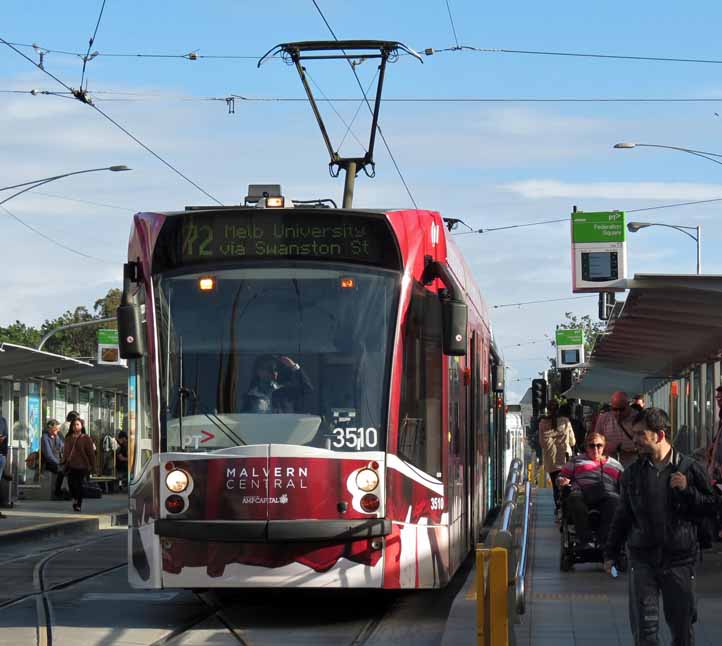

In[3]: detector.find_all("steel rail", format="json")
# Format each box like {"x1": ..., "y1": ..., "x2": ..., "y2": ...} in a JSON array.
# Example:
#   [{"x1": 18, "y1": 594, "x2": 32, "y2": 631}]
[{"x1": 515, "y1": 480, "x2": 532, "y2": 615}]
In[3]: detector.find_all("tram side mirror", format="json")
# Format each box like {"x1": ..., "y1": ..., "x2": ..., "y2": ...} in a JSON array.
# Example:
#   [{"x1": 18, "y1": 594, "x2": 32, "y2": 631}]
[
  {"x1": 441, "y1": 297, "x2": 467, "y2": 356},
  {"x1": 118, "y1": 303, "x2": 146, "y2": 359}
]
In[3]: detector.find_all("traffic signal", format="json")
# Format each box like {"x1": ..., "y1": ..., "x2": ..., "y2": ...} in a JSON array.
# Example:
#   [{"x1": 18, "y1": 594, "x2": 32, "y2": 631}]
[
  {"x1": 598, "y1": 291, "x2": 616, "y2": 321},
  {"x1": 560, "y1": 369, "x2": 573, "y2": 392},
  {"x1": 531, "y1": 378, "x2": 547, "y2": 417}
]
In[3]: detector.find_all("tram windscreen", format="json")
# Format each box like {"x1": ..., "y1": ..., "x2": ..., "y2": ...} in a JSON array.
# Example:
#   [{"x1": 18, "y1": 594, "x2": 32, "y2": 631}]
[{"x1": 155, "y1": 265, "x2": 399, "y2": 453}]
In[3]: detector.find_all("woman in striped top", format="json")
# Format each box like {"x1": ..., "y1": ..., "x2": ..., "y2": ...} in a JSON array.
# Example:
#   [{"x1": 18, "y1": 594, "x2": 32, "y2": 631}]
[{"x1": 557, "y1": 430, "x2": 624, "y2": 549}]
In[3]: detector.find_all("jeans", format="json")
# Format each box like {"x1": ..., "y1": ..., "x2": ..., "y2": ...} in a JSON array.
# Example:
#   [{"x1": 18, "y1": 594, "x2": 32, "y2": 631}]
[
  {"x1": 0, "y1": 454, "x2": 5, "y2": 478},
  {"x1": 629, "y1": 560, "x2": 696, "y2": 646}
]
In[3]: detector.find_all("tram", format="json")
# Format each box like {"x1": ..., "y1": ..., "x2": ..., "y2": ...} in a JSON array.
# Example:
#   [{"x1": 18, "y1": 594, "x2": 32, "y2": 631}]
[{"x1": 118, "y1": 186, "x2": 507, "y2": 589}]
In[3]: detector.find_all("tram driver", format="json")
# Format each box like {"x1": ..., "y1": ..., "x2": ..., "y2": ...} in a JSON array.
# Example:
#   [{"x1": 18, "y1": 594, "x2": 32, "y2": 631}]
[{"x1": 243, "y1": 354, "x2": 313, "y2": 414}]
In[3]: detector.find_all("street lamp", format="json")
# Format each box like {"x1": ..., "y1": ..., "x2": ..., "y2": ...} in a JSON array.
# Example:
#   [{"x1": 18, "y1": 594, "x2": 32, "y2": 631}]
[
  {"x1": 0, "y1": 165, "x2": 131, "y2": 207},
  {"x1": 613, "y1": 142, "x2": 722, "y2": 167},
  {"x1": 627, "y1": 221, "x2": 701, "y2": 275}
]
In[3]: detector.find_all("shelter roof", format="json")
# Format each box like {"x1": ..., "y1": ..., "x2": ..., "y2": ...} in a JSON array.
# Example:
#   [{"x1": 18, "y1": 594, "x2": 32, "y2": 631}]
[
  {"x1": 564, "y1": 274, "x2": 722, "y2": 402},
  {"x1": 0, "y1": 343, "x2": 127, "y2": 393}
]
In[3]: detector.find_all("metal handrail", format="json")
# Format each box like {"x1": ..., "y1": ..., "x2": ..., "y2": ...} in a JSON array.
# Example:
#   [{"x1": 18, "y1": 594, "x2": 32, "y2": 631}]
[{"x1": 515, "y1": 480, "x2": 532, "y2": 615}]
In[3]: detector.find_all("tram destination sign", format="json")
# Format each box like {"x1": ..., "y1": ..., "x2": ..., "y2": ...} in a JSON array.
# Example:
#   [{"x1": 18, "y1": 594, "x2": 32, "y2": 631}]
[{"x1": 154, "y1": 210, "x2": 401, "y2": 271}]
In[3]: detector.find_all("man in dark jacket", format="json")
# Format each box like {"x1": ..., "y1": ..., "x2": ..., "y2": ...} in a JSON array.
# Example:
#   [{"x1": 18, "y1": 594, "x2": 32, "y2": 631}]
[{"x1": 604, "y1": 407, "x2": 717, "y2": 646}]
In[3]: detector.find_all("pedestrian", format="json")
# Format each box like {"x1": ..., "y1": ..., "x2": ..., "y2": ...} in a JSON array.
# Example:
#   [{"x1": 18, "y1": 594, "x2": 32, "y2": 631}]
[
  {"x1": 604, "y1": 407, "x2": 718, "y2": 646},
  {"x1": 539, "y1": 400, "x2": 576, "y2": 517},
  {"x1": 596, "y1": 390, "x2": 637, "y2": 467},
  {"x1": 559, "y1": 403, "x2": 585, "y2": 453},
  {"x1": 0, "y1": 413, "x2": 7, "y2": 519},
  {"x1": 557, "y1": 430, "x2": 623, "y2": 549},
  {"x1": 62, "y1": 418, "x2": 95, "y2": 512},
  {"x1": 706, "y1": 386, "x2": 722, "y2": 483},
  {"x1": 41, "y1": 419, "x2": 66, "y2": 499},
  {"x1": 60, "y1": 410, "x2": 80, "y2": 436},
  {"x1": 632, "y1": 394, "x2": 645, "y2": 409}
]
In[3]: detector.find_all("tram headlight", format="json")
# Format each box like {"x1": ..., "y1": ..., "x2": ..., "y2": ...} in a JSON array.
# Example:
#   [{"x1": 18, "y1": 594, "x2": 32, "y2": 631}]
[
  {"x1": 165, "y1": 469, "x2": 190, "y2": 493},
  {"x1": 355, "y1": 468, "x2": 379, "y2": 492}
]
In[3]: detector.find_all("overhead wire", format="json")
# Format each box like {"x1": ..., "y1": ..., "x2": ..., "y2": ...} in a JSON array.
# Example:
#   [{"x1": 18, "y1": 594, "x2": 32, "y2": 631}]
[
  {"x1": 492, "y1": 296, "x2": 595, "y2": 309},
  {"x1": 444, "y1": 0, "x2": 461, "y2": 50},
  {"x1": 310, "y1": 0, "x2": 419, "y2": 208},
  {"x1": 0, "y1": 35, "x2": 223, "y2": 206},
  {"x1": 31, "y1": 190, "x2": 133, "y2": 212},
  {"x1": 9, "y1": 88, "x2": 722, "y2": 105},
  {"x1": 454, "y1": 217, "x2": 568, "y2": 235},
  {"x1": 0, "y1": 204, "x2": 113, "y2": 263},
  {"x1": 10, "y1": 39, "x2": 722, "y2": 66},
  {"x1": 79, "y1": 0, "x2": 108, "y2": 90}
]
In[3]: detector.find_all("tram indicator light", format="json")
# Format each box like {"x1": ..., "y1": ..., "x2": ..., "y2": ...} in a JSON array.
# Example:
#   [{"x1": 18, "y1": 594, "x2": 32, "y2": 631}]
[
  {"x1": 340, "y1": 277, "x2": 355, "y2": 289},
  {"x1": 199, "y1": 276, "x2": 216, "y2": 291},
  {"x1": 266, "y1": 196, "x2": 285, "y2": 208}
]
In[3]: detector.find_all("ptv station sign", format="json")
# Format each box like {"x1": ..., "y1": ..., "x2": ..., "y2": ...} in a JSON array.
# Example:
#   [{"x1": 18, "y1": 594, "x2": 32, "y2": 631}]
[
  {"x1": 556, "y1": 328, "x2": 585, "y2": 368},
  {"x1": 571, "y1": 211, "x2": 627, "y2": 292},
  {"x1": 97, "y1": 329, "x2": 124, "y2": 366}
]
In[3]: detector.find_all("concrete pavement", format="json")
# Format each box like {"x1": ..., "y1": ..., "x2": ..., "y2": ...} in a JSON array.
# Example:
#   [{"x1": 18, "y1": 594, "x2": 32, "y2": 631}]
[{"x1": 443, "y1": 487, "x2": 722, "y2": 645}]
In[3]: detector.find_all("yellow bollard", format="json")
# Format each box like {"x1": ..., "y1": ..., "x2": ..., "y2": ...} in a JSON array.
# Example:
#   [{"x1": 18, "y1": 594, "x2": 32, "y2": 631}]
[
  {"x1": 476, "y1": 548, "x2": 487, "y2": 646},
  {"x1": 489, "y1": 547, "x2": 509, "y2": 646},
  {"x1": 475, "y1": 547, "x2": 510, "y2": 646}
]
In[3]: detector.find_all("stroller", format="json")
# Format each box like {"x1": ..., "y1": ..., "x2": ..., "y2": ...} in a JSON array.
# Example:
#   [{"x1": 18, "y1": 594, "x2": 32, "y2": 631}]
[{"x1": 559, "y1": 487, "x2": 628, "y2": 572}]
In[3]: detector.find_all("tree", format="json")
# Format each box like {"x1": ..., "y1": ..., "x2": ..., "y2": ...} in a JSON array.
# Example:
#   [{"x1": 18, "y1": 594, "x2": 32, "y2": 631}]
[
  {"x1": 0, "y1": 288, "x2": 123, "y2": 358},
  {"x1": 94, "y1": 288, "x2": 121, "y2": 322},
  {"x1": 0, "y1": 321, "x2": 41, "y2": 347}
]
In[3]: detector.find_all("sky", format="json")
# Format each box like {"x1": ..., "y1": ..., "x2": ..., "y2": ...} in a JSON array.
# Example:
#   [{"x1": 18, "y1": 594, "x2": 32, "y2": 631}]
[{"x1": 3, "y1": 1, "x2": 722, "y2": 403}]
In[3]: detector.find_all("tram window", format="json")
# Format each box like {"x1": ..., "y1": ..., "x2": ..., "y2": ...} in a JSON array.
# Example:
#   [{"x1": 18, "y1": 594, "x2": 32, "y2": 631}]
[
  {"x1": 398, "y1": 282, "x2": 442, "y2": 476},
  {"x1": 131, "y1": 288, "x2": 153, "y2": 475}
]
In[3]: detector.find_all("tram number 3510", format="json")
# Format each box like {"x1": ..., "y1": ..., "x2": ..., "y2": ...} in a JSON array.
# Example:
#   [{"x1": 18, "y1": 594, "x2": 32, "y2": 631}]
[{"x1": 331, "y1": 427, "x2": 378, "y2": 450}]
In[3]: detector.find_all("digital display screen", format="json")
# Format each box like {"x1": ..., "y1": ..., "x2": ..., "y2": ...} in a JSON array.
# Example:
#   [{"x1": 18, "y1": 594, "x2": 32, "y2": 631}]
[
  {"x1": 561, "y1": 349, "x2": 580, "y2": 365},
  {"x1": 153, "y1": 209, "x2": 401, "y2": 272},
  {"x1": 587, "y1": 252, "x2": 612, "y2": 279}
]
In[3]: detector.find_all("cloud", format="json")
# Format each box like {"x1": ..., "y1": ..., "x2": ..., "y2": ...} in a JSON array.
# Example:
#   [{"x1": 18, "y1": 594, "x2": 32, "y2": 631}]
[{"x1": 501, "y1": 179, "x2": 722, "y2": 201}]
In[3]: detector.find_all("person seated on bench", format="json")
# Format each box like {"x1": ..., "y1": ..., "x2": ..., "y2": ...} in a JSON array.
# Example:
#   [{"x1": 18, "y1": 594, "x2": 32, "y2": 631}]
[
  {"x1": 557, "y1": 430, "x2": 624, "y2": 549},
  {"x1": 41, "y1": 419, "x2": 66, "y2": 500}
]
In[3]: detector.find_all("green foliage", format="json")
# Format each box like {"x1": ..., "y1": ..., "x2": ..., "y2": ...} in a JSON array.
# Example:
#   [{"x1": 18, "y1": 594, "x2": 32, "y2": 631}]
[
  {"x1": 0, "y1": 288, "x2": 121, "y2": 358},
  {"x1": 546, "y1": 311, "x2": 607, "y2": 396},
  {"x1": 0, "y1": 321, "x2": 41, "y2": 347}
]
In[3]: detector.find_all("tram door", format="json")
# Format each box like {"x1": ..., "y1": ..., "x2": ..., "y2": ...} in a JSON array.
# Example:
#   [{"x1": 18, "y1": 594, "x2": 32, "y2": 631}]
[
  {"x1": 447, "y1": 353, "x2": 467, "y2": 564},
  {"x1": 466, "y1": 333, "x2": 479, "y2": 543}
]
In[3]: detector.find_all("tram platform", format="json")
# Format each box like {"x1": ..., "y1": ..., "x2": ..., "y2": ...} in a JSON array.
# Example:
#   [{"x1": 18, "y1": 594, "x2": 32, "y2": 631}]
[
  {"x1": 443, "y1": 487, "x2": 722, "y2": 646},
  {"x1": 0, "y1": 493, "x2": 127, "y2": 546}
]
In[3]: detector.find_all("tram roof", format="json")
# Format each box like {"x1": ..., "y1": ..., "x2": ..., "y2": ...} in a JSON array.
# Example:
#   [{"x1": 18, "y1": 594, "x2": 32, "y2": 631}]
[
  {"x1": 564, "y1": 274, "x2": 722, "y2": 402},
  {"x1": 0, "y1": 343, "x2": 127, "y2": 393}
]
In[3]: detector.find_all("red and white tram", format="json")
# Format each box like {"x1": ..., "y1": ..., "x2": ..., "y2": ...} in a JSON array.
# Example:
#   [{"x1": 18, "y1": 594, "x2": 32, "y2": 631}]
[{"x1": 118, "y1": 188, "x2": 507, "y2": 589}]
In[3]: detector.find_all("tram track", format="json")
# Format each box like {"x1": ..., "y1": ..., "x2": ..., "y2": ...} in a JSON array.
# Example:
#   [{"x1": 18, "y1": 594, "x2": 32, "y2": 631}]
[
  {"x1": 152, "y1": 589, "x2": 390, "y2": 646},
  {"x1": 0, "y1": 531, "x2": 128, "y2": 646}
]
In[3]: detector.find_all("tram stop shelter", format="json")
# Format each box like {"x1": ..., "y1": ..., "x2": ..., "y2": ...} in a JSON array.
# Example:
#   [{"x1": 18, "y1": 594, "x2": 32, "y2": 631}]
[
  {"x1": 0, "y1": 342, "x2": 128, "y2": 500},
  {"x1": 564, "y1": 274, "x2": 722, "y2": 453}
]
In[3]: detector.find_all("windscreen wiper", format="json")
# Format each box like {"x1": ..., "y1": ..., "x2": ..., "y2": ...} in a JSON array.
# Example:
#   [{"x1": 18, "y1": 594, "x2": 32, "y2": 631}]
[{"x1": 179, "y1": 386, "x2": 247, "y2": 447}]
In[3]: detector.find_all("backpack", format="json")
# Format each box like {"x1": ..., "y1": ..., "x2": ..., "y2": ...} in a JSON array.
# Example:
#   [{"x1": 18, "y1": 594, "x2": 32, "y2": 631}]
[
  {"x1": 677, "y1": 455, "x2": 719, "y2": 549},
  {"x1": 25, "y1": 451, "x2": 39, "y2": 470}
]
